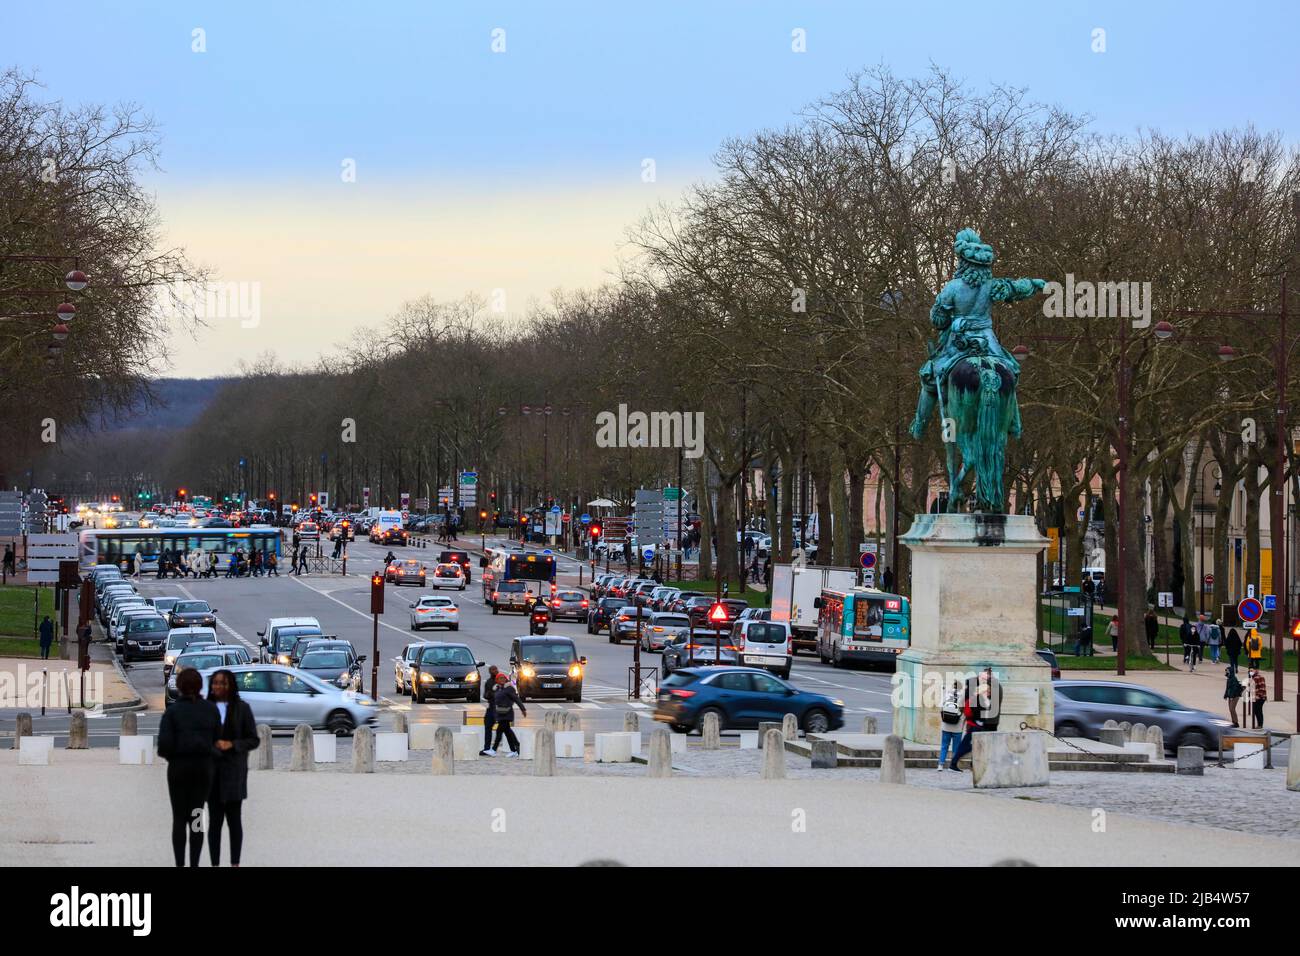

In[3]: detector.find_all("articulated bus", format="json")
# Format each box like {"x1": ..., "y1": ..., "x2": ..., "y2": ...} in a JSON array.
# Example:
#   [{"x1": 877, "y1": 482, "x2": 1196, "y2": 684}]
[
  {"x1": 481, "y1": 548, "x2": 557, "y2": 603},
  {"x1": 79, "y1": 527, "x2": 281, "y2": 571},
  {"x1": 814, "y1": 587, "x2": 911, "y2": 669}
]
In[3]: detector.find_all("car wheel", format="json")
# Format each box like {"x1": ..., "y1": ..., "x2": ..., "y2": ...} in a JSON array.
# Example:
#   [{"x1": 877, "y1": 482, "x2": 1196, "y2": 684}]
[
  {"x1": 818, "y1": 645, "x2": 829, "y2": 665},
  {"x1": 669, "y1": 723, "x2": 690, "y2": 734},
  {"x1": 696, "y1": 706, "x2": 726, "y2": 734},
  {"x1": 569, "y1": 691, "x2": 582, "y2": 703},
  {"x1": 492, "y1": 605, "x2": 499, "y2": 615},
  {"x1": 327, "y1": 710, "x2": 355, "y2": 735},
  {"x1": 831, "y1": 646, "x2": 842, "y2": 668},
  {"x1": 779, "y1": 669, "x2": 791, "y2": 681},
  {"x1": 411, "y1": 687, "x2": 422, "y2": 704},
  {"x1": 468, "y1": 689, "x2": 481, "y2": 704},
  {"x1": 409, "y1": 623, "x2": 416, "y2": 631},
  {"x1": 1178, "y1": 729, "x2": 1213, "y2": 752},
  {"x1": 395, "y1": 678, "x2": 402, "y2": 693},
  {"x1": 452, "y1": 624, "x2": 459, "y2": 631},
  {"x1": 802, "y1": 709, "x2": 830, "y2": 734},
  {"x1": 1055, "y1": 721, "x2": 1084, "y2": 738}
]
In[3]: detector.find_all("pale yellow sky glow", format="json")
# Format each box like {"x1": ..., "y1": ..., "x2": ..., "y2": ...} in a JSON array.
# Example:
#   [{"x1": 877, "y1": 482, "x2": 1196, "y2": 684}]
[{"x1": 153, "y1": 176, "x2": 694, "y2": 376}]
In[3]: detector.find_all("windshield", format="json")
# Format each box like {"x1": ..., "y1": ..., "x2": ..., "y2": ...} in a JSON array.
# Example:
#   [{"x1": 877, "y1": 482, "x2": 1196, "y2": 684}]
[
  {"x1": 128, "y1": 617, "x2": 168, "y2": 633},
  {"x1": 419, "y1": 646, "x2": 476, "y2": 666},
  {"x1": 498, "y1": 582, "x2": 526, "y2": 592},
  {"x1": 274, "y1": 626, "x2": 322, "y2": 649},
  {"x1": 506, "y1": 558, "x2": 554, "y2": 582},
  {"x1": 174, "y1": 601, "x2": 210, "y2": 614},
  {"x1": 177, "y1": 654, "x2": 224, "y2": 670},
  {"x1": 520, "y1": 642, "x2": 576, "y2": 665},
  {"x1": 167, "y1": 631, "x2": 211, "y2": 649},
  {"x1": 301, "y1": 651, "x2": 349, "y2": 669}
]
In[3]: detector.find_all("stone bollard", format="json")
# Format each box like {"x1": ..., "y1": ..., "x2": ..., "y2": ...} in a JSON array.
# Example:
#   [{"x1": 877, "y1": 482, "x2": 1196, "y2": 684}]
[
  {"x1": 758, "y1": 722, "x2": 783, "y2": 747},
  {"x1": 623, "y1": 711, "x2": 640, "y2": 733},
  {"x1": 972, "y1": 731, "x2": 1050, "y2": 788},
  {"x1": 782, "y1": 713, "x2": 798, "y2": 741},
  {"x1": 67, "y1": 711, "x2": 88, "y2": 749},
  {"x1": 761, "y1": 729, "x2": 786, "y2": 779},
  {"x1": 430, "y1": 727, "x2": 455, "y2": 775},
  {"x1": 702, "y1": 711, "x2": 721, "y2": 750},
  {"x1": 352, "y1": 726, "x2": 375, "y2": 773},
  {"x1": 392, "y1": 711, "x2": 408, "y2": 734},
  {"x1": 881, "y1": 734, "x2": 906, "y2": 784},
  {"x1": 1288, "y1": 736, "x2": 1300, "y2": 792},
  {"x1": 1145, "y1": 725, "x2": 1165, "y2": 756},
  {"x1": 1129, "y1": 722, "x2": 1147, "y2": 743},
  {"x1": 13, "y1": 712, "x2": 32, "y2": 749},
  {"x1": 121, "y1": 712, "x2": 138, "y2": 737},
  {"x1": 1176, "y1": 745, "x2": 1205, "y2": 776},
  {"x1": 648, "y1": 728, "x2": 673, "y2": 778},
  {"x1": 544, "y1": 711, "x2": 564, "y2": 732},
  {"x1": 1098, "y1": 727, "x2": 1127, "y2": 748},
  {"x1": 811, "y1": 739, "x2": 838, "y2": 769},
  {"x1": 254, "y1": 725, "x2": 274, "y2": 770},
  {"x1": 534, "y1": 728, "x2": 556, "y2": 776},
  {"x1": 562, "y1": 711, "x2": 581, "y2": 733},
  {"x1": 1118, "y1": 721, "x2": 1132, "y2": 734},
  {"x1": 862, "y1": 716, "x2": 878, "y2": 735},
  {"x1": 1102, "y1": 719, "x2": 1119, "y2": 730},
  {"x1": 289, "y1": 724, "x2": 316, "y2": 771}
]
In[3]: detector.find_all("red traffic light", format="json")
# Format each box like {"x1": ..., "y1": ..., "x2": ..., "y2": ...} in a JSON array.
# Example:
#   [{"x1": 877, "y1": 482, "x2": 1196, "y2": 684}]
[
  {"x1": 708, "y1": 602, "x2": 729, "y2": 624},
  {"x1": 590, "y1": 525, "x2": 602, "y2": 538},
  {"x1": 520, "y1": 516, "x2": 528, "y2": 525}
]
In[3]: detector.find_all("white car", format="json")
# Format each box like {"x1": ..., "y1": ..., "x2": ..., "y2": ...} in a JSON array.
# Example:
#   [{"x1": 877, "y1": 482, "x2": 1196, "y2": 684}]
[
  {"x1": 256, "y1": 616, "x2": 323, "y2": 664},
  {"x1": 734, "y1": 619, "x2": 793, "y2": 679},
  {"x1": 409, "y1": 595, "x2": 460, "y2": 631},
  {"x1": 428, "y1": 563, "x2": 467, "y2": 590}
]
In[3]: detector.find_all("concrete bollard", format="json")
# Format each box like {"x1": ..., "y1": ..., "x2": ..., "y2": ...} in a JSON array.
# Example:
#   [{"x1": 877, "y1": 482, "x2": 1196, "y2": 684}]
[
  {"x1": 972, "y1": 731, "x2": 1050, "y2": 788},
  {"x1": 392, "y1": 711, "x2": 408, "y2": 734},
  {"x1": 1145, "y1": 725, "x2": 1165, "y2": 756},
  {"x1": 782, "y1": 713, "x2": 798, "y2": 741},
  {"x1": 67, "y1": 711, "x2": 88, "y2": 749},
  {"x1": 1118, "y1": 721, "x2": 1132, "y2": 734},
  {"x1": 648, "y1": 728, "x2": 673, "y2": 778},
  {"x1": 352, "y1": 726, "x2": 375, "y2": 773},
  {"x1": 1129, "y1": 722, "x2": 1147, "y2": 743},
  {"x1": 811, "y1": 739, "x2": 838, "y2": 769},
  {"x1": 13, "y1": 712, "x2": 32, "y2": 749},
  {"x1": 702, "y1": 711, "x2": 721, "y2": 749},
  {"x1": 1176, "y1": 745, "x2": 1205, "y2": 776},
  {"x1": 534, "y1": 728, "x2": 556, "y2": 776},
  {"x1": 1288, "y1": 736, "x2": 1300, "y2": 792},
  {"x1": 430, "y1": 727, "x2": 455, "y2": 775},
  {"x1": 862, "y1": 716, "x2": 878, "y2": 735},
  {"x1": 121, "y1": 712, "x2": 138, "y2": 737},
  {"x1": 881, "y1": 734, "x2": 906, "y2": 784},
  {"x1": 254, "y1": 725, "x2": 274, "y2": 770},
  {"x1": 289, "y1": 724, "x2": 316, "y2": 771},
  {"x1": 562, "y1": 711, "x2": 581, "y2": 733},
  {"x1": 1098, "y1": 727, "x2": 1127, "y2": 748},
  {"x1": 1102, "y1": 719, "x2": 1119, "y2": 730},
  {"x1": 544, "y1": 711, "x2": 564, "y2": 732},
  {"x1": 761, "y1": 729, "x2": 786, "y2": 778},
  {"x1": 758, "y1": 722, "x2": 782, "y2": 747},
  {"x1": 623, "y1": 711, "x2": 640, "y2": 733}
]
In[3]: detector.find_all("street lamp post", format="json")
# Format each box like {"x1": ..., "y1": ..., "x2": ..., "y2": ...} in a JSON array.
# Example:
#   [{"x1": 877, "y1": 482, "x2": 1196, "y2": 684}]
[{"x1": 1197, "y1": 461, "x2": 1222, "y2": 615}]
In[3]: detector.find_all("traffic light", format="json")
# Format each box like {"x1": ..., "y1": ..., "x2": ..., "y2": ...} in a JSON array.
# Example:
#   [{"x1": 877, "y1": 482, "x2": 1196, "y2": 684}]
[
  {"x1": 590, "y1": 522, "x2": 602, "y2": 539},
  {"x1": 1292, "y1": 619, "x2": 1300, "y2": 638},
  {"x1": 177, "y1": 488, "x2": 187, "y2": 503},
  {"x1": 490, "y1": 491, "x2": 497, "y2": 504},
  {"x1": 291, "y1": 503, "x2": 299, "y2": 513},
  {"x1": 309, "y1": 494, "x2": 317, "y2": 506},
  {"x1": 478, "y1": 509, "x2": 487, "y2": 521},
  {"x1": 370, "y1": 572, "x2": 385, "y2": 614}
]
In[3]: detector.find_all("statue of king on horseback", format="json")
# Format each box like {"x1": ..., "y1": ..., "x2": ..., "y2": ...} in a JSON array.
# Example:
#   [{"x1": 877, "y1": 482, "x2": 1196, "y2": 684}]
[{"x1": 909, "y1": 228, "x2": 1044, "y2": 513}]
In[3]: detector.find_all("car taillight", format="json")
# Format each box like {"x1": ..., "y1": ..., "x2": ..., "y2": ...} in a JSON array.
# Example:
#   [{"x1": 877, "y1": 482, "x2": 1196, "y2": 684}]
[
  {"x1": 552, "y1": 600, "x2": 561, "y2": 608},
  {"x1": 787, "y1": 638, "x2": 793, "y2": 655},
  {"x1": 581, "y1": 600, "x2": 589, "y2": 608},
  {"x1": 492, "y1": 592, "x2": 498, "y2": 600},
  {"x1": 668, "y1": 689, "x2": 695, "y2": 699}
]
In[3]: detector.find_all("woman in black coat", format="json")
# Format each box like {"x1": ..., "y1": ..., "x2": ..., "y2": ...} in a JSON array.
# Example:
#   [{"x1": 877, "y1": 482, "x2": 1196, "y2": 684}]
[
  {"x1": 206, "y1": 669, "x2": 260, "y2": 866},
  {"x1": 158, "y1": 668, "x2": 221, "y2": 867}
]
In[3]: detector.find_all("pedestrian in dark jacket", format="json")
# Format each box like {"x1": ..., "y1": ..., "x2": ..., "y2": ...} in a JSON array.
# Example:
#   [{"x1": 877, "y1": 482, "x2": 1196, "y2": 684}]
[
  {"x1": 1224, "y1": 627, "x2": 1243, "y2": 673},
  {"x1": 158, "y1": 669, "x2": 221, "y2": 867},
  {"x1": 1180, "y1": 617, "x2": 1194, "y2": 664},
  {"x1": 949, "y1": 667, "x2": 1002, "y2": 772},
  {"x1": 1223, "y1": 666, "x2": 1244, "y2": 727},
  {"x1": 38, "y1": 615, "x2": 54, "y2": 659},
  {"x1": 485, "y1": 673, "x2": 526, "y2": 756},
  {"x1": 1143, "y1": 608, "x2": 1159, "y2": 650},
  {"x1": 479, "y1": 665, "x2": 500, "y2": 755},
  {"x1": 206, "y1": 669, "x2": 259, "y2": 866}
]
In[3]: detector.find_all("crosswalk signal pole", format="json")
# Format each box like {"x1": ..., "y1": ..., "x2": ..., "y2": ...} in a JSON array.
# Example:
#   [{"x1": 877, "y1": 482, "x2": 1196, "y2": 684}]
[{"x1": 369, "y1": 572, "x2": 384, "y2": 698}]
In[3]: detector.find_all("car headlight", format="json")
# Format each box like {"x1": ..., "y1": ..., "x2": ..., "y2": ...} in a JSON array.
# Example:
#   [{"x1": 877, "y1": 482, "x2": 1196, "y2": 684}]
[
  {"x1": 520, "y1": 666, "x2": 535, "y2": 678},
  {"x1": 832, "y1": 699, "x2": 845, "y2": 706},
  {"x1": 277, "y1": 654, "x2": 290, "y2": 664},
  {"x1": 339, "y1": 672, "x2": 351, "y2": 683},
  {"x1": 164, "y1": 655, "x2": 176, "y2": 666},
  {"x1": 568, "y1": 664, "x2": 582, "y2": 678},
  {"x1": 466, "y1": 672, "x2": 479, "y2": 681},
  {"x1": 420, "y1": 672, "x2": 434, "y2": 682}
]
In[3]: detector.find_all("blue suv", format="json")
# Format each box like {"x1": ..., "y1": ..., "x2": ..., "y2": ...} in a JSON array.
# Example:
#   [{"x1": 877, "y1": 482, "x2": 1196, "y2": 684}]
[{"x1": 654, "y1": 667, "x2": 844, "y2": 735}]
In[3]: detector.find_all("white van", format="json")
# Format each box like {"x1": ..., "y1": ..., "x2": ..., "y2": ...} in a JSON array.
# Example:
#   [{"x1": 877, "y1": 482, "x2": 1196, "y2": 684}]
[{"x1": 734, "y1": 619, "x2": 792, "y2": 679}]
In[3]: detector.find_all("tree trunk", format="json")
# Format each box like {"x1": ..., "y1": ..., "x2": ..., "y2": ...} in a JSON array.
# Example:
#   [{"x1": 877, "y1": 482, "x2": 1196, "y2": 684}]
[
  {"x1": 696, "y1": 457, "x2": 713, "y2": 580},
  {"x1": 831, "y1": 456, "x2": 850, "y2": 567},
  {"x1": 778, "y1": 461, "x2": 794, "y2": 563},
  {"x1": 714, "y1": 470, "x2": 740, "y2": 591},
  {"x1": 846, "y1": 461, "x2": 866, "y2": 562},
  {"x1": 812, "y1": 466, "x2": 833, "y2": 568}
]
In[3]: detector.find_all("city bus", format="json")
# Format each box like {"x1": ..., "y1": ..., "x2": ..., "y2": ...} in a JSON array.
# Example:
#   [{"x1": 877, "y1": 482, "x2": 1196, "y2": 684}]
[
  {"x1": 814, "y1": 586, "x2": 911, "y2": 670},
  {"x1": 481, "y1": 548, "x2": 557, "y2": 604},
  {"x1": 78, "y1": 527, "x2": 281, "y2": 572}
]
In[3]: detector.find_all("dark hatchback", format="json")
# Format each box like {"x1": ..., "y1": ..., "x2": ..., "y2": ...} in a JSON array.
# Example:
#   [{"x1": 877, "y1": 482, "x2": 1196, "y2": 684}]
[
  {"x1": 510, "y1": 636, "x2": 586, "y2": 702},
  {"x1": 410, "y1": 642, "x2": 485, "y2": 704},
  {"x1": 122, "y1": 614, "x2": 170, "y2": 662},
  {"x1": 169, "y1": 600, "x2": 217, "y2": 629},
  {"x1": 585, "y1": 596, "x2": 625, "y2": 633},
  {"x1": 654, "y1": 667, "x2": 844, "y2": 735}
]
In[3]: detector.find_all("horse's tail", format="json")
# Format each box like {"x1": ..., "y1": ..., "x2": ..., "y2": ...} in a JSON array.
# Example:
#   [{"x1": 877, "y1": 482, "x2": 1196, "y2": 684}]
[{"x1": 976, "y1": 366, "x2": 1008, "y2": 509}]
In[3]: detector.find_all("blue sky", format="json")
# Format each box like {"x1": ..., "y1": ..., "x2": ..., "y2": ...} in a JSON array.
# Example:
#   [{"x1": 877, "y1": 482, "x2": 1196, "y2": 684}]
[{"x1": 4, "y1": 1, "x2": 1296, "y2": 373}]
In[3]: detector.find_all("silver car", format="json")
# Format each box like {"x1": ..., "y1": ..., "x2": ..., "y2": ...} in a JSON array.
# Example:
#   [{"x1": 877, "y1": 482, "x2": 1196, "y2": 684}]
[
  {"x1": 1053, "y1": 680, "x2": 1231, "y2": 753},
  {"x1": 548, "y1": 589, "x2": 589, "y2": 622},
  {"x1": 198, "y1": 664, "x2": 379, "y2": 735}
]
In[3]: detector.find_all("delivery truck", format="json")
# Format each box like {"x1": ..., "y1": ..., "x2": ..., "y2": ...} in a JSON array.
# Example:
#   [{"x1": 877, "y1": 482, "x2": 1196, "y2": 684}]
[{"x1": 770, "y1": 563, "x2": 860, "y2": 653}]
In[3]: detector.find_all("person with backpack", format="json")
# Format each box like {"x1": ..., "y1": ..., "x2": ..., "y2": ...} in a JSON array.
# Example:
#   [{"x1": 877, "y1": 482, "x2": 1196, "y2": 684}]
[
  {"x1": 1186, "y1": 620, "x2": 1201, "y2": 672},
  {"x1": 1106, "y1": 617, "x2": 1120, "y2": 653},
  {"x1": 1143, "y1": 607, "x2": 1159, "y2": 651},
  {"x1": 484, "y1": 672, "x2": 526, "y2": 757},
  {"x1": 1223, "y1": 666, "x2": 1244, "y2": 727},
  {"x1": 948, "y1": 667, "x2": 1001, "y2": 772},
  {"x1": 1206, "y1": 617, "x2": 1222, "y2": 663},
  {"x1": 937, "y1": 680, "x2": 965, "y2": 771},
  {"x1": 1244, "y1": 629, "x2": 1264, "y2": 670},
  {"x1": 478, "y1": 665, "x2": 500, "y2": 756}
]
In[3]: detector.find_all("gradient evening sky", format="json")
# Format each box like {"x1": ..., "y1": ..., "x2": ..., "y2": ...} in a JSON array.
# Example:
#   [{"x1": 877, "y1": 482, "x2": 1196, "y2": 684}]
[{"x1": 4, "y1": 1, "x2": 1297, "y2": 377}]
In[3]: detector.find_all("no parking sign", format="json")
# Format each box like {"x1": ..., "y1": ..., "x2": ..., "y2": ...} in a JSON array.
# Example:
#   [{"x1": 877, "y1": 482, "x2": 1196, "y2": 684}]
[
  {"x1": 1237, "y1": 597, "x2": 1263, "y2": 625},
  {"x1": 859, "y1": 550, "x2": 877, "y2": 570}
]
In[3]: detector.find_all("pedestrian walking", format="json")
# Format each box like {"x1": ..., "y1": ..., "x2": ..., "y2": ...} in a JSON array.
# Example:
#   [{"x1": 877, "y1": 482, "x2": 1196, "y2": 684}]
[
  {"x1": 748, "y1": 553, "x2": 760, "y2": 583},
  {"x1": 1180, "y1": 616, "x2": 1194, "y2": 664},
  {"x1": 206, "y1": 669, "x2": 258, "y2": 866},
  {"x1": 1223, "y1": 666, "x2": 1244, "y2": 727},
  {"x1": 1248, "y1": 667, "x2": 1267, "y2": 729},
  {"x1": 1206, "y1": 618, "x2": 1222, "y2": 663},
  {"x1": 882, "y1": 566, "x2": 894, "y2": 592},
  {"x1": 485, "y1": 672, "x2": 526, "y2": 757},
  {"x1": 38, "y1": 615, "x2": 54, "y2": 659},
  {"x1": 1224, "y1": 626, "x2": 1242, "y2": 673},
  {"x1": 1186, "y1": 621, "x2": 1202, "y2": 672},
  {"x1": 937, "y1": 680, "x2": 965, "y2": 771},
  {"x1": 478, "y1": 665, "x2": 500, "y2": 756},
  {"x1": 1073, "y1": 623, "x2": 1094, "y2": 657},
  {"x1": 157, "y1": 668, "x2": 221, "y2": 867},
  {"x1": 1143, "y1": 607, "x2": 1159, "y2": 651},
  {"x1": 1106, "y1": 617, "x2": 1119, "y2": 653},
  {"x1": 250, "y1": 549, "x2": 263, "y2": 577},
  {"x1": 206, "y1": 552, "x2": 218, "y2": 579},
  {"x1": 2, "y1": 544, "x2": 14, "y2": 577},
  {"x1": 132, "y1": 551, "x2": 143, "y2": 581},
  {"x1": 1244, "y1": 629, "x2": 1264, "y2": 670},
  {"x1": 332, "y1": 533, "x2": 344, "y2": 559},
  {"x1": 295, "y1": 545, "x2": 309, "y2": 575},
  {"x1": 292, "y1": 531, "x2": 300, "y2": 554},
  {"x1": 949, "y1": 667, "x2": 1001, "y2": 772},
  {"x1": 266, "y1": 550, "x2": 279, "y2": 576}
]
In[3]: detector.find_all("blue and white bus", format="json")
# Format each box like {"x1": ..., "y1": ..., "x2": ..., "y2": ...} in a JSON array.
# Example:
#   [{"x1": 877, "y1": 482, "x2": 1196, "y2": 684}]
[
  {"x1": 79, "y1": 527, "x2": 282, "y2": 572},
  {"x1": 814, "y1": 587, "x2": 911, "y2": 669}
]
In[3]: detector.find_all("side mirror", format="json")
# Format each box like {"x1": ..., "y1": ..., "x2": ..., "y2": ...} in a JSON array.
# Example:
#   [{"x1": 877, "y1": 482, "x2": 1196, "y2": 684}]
[
  {"x1": 408, "y1": 603, "x2": 416, "y2": 609},
  {"x1": 476, "y1": 660, "x2": 486, "y2": 668},
  {"x1": 358, "y1": 655, "x2": 367, "y2": 664},
  {"x1": 260, "y1": 638, "x2": 268, "y2": 646},
  {"x1": 813, "y1": 597, "x2": 822, "y2": 609},
  {"x1": 579, "y1": 657, "x2": 588, "y2": 665},
  {"x1": 509, "y1": 656, "x2": 518, "y2": 666}
]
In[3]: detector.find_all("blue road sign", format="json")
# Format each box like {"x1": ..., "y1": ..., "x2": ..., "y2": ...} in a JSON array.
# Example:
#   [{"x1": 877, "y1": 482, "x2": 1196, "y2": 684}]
[
  {"x1": 859, "y1": 551, "x2": 877, "y2": 570},
  {"x1": 1264, "y1": 594, "x2": 1277, "y2": 611},
  {"x1": 1238, "y1": 597, "x2": 1263, "y2": 623},
  {"x1": 580, "y1": 513, "x2": 591, "y2": 524},
  {"x1": 550, "y1": 505, "x2": 561, "y2": 513}
]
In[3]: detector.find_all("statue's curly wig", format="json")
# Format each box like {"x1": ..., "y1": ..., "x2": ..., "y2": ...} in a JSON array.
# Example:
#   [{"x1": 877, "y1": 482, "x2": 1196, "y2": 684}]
[{"x1": 954, "y1": 227, "x2": 995, "y2": 265}]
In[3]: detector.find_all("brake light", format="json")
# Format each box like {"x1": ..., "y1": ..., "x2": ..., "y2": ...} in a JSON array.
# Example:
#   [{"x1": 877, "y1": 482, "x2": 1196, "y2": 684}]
[
  {"x1": 552, "y1": 600, "x2": 561, "y2": 608},
  {"x1": 581, "y1": 600, "x2": 588, "y2": 608},
  {"x1": 492, "y1": 592, "x2": 499, "y2": 600},
  {"x1": 668, "y1": 689, "x2": 696, "y2": 699}
]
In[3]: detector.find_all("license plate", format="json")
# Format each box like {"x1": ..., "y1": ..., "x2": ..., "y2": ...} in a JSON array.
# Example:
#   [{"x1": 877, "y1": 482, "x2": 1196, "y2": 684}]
[
  {"x1": 749, "y1": 655, "x2": 783, "y2": 665},
  {"x1": 442, "y1": 682, "x2": 461, "y2": 688},
  {"x1": 542, "y1": 682, "x2": 562, "y2": 689}
]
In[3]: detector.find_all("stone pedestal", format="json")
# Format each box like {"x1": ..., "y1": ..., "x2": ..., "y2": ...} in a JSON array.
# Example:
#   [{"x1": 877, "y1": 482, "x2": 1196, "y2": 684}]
[{"x1": 894, "y1": 513, "x2": 1053, "y2": 744}]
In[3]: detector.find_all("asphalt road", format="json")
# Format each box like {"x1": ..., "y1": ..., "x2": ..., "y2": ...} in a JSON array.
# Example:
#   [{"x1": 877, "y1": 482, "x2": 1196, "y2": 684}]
[{"x1": 1, "y1": 533, "x2": 897, "y2": 744}]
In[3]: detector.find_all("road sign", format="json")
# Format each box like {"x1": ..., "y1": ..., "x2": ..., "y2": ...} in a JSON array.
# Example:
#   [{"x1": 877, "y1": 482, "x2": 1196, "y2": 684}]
[
  {"x1": 1158, "y1": 592, "x2": 1173, "y2": 608},
  {"x1": 642, "y1": 546, "x2": 655, "y2": 563},
  {"x1": 400, "y1": 492, "x2": 410, "y2": 509},
  {"x1": 460, "y1": 472, "x2": 477, "y2": 483},
  {"x1": 859, "y1": 551, "x2": 877, "y2": 570},
  {"x1": 862, "y1": 568, "x2": 875, "y2": 587},
  {"x1": 1246, "y1": 584, "x2": 1255, "y2": 599},
  {"x1": 550, "y1": 505, "x2": 561, "y2": 513},
  {"x1": 27, "y1": 533, "x2": 78, "y2": 583},
  {"x1": 1237, "y1": 597, "x2": 1263, "y2": 624},
  {"x1": 362, "y1": 487, "x2": 371, "y2": 507},
  {"x1": 580, "y1": 513, "x2": 591, "y2": 524},
  {"x1": 1204, "y1": 574, "x2": 1214, "y2": 588},
  {"x1": 1264, "y1": 594, "x2": 1277, "y2": 611}
]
